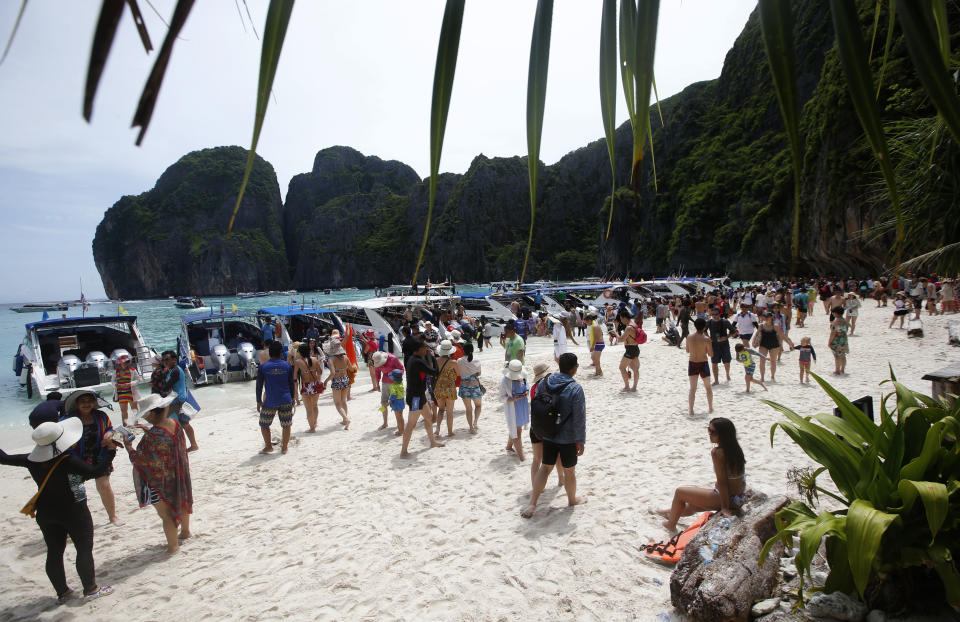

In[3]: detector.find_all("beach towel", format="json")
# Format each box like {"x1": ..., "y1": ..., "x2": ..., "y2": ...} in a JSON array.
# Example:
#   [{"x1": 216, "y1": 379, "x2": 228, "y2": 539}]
[{"x1": 643, "y1": 511, "x2": 714, "y2": 563}]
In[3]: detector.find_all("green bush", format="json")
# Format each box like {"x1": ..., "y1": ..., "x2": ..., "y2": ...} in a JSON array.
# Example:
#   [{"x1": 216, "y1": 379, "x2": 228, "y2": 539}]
[{"x1": 759, "y1": 370, "x2": 960, "y2": 610}]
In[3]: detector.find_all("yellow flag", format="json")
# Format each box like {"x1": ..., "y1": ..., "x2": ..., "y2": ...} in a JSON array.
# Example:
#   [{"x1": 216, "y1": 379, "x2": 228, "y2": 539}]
[
  {"x1": 118, "y1": 305, "x2": 128, "y2": 315},
  {"x1": 231, "y1": 303, "x2": 239, "y2": 312}
]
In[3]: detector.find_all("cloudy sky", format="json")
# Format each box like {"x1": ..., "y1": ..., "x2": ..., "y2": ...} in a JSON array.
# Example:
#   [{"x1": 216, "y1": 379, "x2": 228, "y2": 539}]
[{"x1": 0, "y1": 0, "x2": 757, "y2": 302}]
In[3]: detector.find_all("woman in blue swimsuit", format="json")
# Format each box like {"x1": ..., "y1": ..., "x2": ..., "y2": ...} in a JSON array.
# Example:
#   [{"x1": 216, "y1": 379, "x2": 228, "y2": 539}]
[{"x1": 656, "y1": 417, "x2": 747, "y2": 532}]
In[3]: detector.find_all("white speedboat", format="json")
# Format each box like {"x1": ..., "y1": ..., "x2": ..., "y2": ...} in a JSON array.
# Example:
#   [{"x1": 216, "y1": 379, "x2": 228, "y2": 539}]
[
  {"x1": 13, "y1": 314, "x2": 156, "y2": 399},
  {"x1": 322, "y1": 295, "x2": 460, "y2": 356},
  {"x1": 178, "y1": 311, "x2": 265, "y2": 385},
  {"x1": 257, "y1": 305, "x2": 344, "y2": 345},
  {"x1": 174, "y1": 296, "x2": 208, "y2": 309}
]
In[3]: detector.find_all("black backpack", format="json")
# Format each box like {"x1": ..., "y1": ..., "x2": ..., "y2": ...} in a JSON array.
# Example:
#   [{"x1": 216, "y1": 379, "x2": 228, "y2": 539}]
[{"x1": 530, "y1": 374, "x2": 573, "y2": 438}]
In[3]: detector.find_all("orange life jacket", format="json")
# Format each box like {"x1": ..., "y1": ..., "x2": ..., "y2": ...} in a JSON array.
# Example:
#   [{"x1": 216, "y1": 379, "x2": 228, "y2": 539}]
[{"x1": 643, "y1": 511, "x2": 714, "y2": 563}]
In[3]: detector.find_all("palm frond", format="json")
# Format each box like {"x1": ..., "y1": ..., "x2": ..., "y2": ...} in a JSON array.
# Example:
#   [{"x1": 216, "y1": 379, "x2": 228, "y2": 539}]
[{"x1": 0, "y1": 0, "x2": 28, "y2": 66}]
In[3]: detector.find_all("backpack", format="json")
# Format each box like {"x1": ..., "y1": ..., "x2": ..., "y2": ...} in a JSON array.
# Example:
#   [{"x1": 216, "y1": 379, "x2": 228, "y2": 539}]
[{"x1": 530, "y1": 374, "x2": 573, "y2": 438}]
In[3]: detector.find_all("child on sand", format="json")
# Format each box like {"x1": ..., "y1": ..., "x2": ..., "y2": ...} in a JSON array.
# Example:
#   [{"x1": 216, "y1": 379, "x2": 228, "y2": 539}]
[
  {"x1": 797, "y1": 337, "x2": 817, "y2": 383},
  {"x1": 386, "y1": 369, "x2": 406, "y2": 436},
  {"x1": 734, "y1": 343, "x2": 768, "y2": 392}
]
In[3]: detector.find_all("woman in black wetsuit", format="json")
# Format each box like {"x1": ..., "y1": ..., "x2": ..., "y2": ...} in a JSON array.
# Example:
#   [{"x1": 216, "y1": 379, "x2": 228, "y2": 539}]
[{"x1": 0, "y1": 419, "x2": 113, "y2": 603}]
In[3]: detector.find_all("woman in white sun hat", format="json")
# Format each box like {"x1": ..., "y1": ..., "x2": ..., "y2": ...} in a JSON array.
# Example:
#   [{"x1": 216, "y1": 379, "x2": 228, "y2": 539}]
[
  {"x1": 499, "y1": 359, "x2": 529, "y2": 460},
  {"x1": 121, "y1": 393, "x2": 193, "y2": 555},
  {"x1": 0, "y1": 418, "x2": 114, "y2": 603},
  {"x1": 433, "y1": 340, "x2": 461, "y2": 437}
]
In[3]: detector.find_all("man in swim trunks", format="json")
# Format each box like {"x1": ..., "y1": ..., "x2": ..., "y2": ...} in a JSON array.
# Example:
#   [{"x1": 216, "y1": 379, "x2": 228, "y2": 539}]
[
  {"x1": 707, "y1": 308, "x2": 734, "y2": 384},
  {"x1": 255, "y1": 341, "x2": 296, "y2": 454},
  {"x1": 588, "y1": 313, "x2": 605, "y2": 376},
  {"x1": 686, "y1": 318, "x2": 713, "y2": 415}
]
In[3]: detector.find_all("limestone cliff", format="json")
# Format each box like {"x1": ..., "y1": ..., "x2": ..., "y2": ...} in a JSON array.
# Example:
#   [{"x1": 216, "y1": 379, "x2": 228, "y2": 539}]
[{"x1": 93, "y1": 146, "x2": 289, "y2": 298}]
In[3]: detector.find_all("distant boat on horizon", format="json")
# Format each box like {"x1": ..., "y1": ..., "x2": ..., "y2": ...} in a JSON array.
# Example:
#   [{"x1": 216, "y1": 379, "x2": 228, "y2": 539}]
[{"x1": 9, "y1": 302, "x2": 70, "y2": 313}]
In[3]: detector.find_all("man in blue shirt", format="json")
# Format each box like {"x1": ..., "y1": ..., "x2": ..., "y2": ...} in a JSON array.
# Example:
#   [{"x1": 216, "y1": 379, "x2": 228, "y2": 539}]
[
  {"x1": 261, "y1": 320, "x2": 276, "y2": 341},
  {"x1": 522, "y1": 352, "x2": 586, "y2": 518},
  {"x1": 256, "y1": 341, "x2": 295, "y2": 454}
]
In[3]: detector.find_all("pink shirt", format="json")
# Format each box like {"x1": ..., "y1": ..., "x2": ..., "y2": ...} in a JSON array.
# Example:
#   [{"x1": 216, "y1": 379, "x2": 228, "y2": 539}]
[{"x1": 375, "y1": 353, "x2": 404, "y2": 385}]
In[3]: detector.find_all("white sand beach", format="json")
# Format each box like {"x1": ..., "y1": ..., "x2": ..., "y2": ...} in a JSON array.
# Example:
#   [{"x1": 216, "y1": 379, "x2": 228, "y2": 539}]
[{"x1": 0, "y1": 303, "x2": 956, "y2": 621}]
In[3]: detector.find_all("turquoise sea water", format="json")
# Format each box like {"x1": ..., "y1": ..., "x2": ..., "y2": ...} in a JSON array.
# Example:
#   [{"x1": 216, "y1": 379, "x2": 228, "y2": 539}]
[{"x1": 0, "y1": 290, "x2": 385, "y2": 438}]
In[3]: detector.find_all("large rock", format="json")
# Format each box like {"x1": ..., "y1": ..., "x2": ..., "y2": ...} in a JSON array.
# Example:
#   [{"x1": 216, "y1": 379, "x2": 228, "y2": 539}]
[
  {"x1": 670, "y1": 493, "x2": 790, "y2": 622},
  {"x1": 93, "y1": 146, "x2": 289, "y2": 298}
]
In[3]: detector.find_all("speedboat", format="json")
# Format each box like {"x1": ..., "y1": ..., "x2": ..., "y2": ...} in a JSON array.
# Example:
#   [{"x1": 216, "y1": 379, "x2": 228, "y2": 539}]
[
  {"x1": 174, "y1": 297, "x2": 207, "y2": 309},
  {"x1": 237, "y1": 292, "x2": 270, "y2": 299},
  {"x1": 10, "y1": 302, "x2": 70, "y2": 313},
  {"x1": 13, "y1": 315, "x2": 156, "y2": 399},
  {"x1": 178, "y1": 311, "x2": 265, "y2": 385},
  {"x1": 257, "y1": 305, "x2": 344, "y2": 345},
  {"x1": 322, "y1": 295, "x2": 460, "y2": 356}
]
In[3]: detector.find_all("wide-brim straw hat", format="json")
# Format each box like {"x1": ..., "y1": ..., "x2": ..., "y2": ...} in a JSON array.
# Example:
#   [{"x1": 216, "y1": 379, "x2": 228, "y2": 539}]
[
  {"x1": 63, "y1": 389, "x2": 99, "y2": 415},
  {"x1": 532, "y1": 362, "x2": 551, "y2": 382},
  {"x1": 28, "y1": 418, "x2": 83, "y2": 462},
  {"x1": 372, "y1": 351, "x2": 389, "y2": 367},
  {"x1": 437, "y1": 340, "x2": 455, "y2": 356},
  {"x1": 505, "y1": 359, "x2": 525, "y2": 381},
  {"x1": 136, "y1": 392, "x2": 176, "y2": 414},
  {"x1": 326, "y1": 341, "x2": 347, "y2": 357}
]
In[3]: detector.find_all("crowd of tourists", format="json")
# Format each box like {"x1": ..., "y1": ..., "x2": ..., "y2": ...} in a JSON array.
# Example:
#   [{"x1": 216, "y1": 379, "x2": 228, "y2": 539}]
[{"x1": 3, "y1": 271, "x2": 956, "y2": 605}]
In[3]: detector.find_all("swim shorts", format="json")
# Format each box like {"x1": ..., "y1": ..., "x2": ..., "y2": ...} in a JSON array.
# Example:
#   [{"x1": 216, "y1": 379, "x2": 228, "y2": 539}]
[
  {"x1": 259, "y1": 403, "x2": 293, "y2": 428},
  {"x1": 711, "y1": 341, "x2": 731, "y2": 364},
  {"x1": 406, "y1": 394, "x2": 425, "y2": 411},
  {"x1": 688, "y1": 361, "x2": 710, "y2": 378},
  {"x1": 593, "y1": 344, "x2": 605, "y2": 352},
  {"x1": 330, "y1": 374, "x2": 350, "y2": 391},
  {"x1": 743, "y1": 364, "x2": 756, "y2": 377},
  {"x1": 390, "y1": 396, "x2": 405, "y2": 411},
  {"x1": 541, "y1": 439, "x2": 578, "y2": 468},
  {"x1": 459, "y1": 383, "x2": 483, "y2": 399},
  {"x1": 624, "y1": 345, "x2": 640, "y2": 359}
]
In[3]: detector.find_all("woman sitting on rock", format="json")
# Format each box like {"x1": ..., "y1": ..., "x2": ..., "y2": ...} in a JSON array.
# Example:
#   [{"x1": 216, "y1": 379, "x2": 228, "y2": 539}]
[{"x1": 656, "y1": 417, "x2": 746, "y2": 532}]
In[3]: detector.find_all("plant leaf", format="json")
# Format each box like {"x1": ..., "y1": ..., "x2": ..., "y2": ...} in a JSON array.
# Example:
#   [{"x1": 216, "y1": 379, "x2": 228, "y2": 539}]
[
  {"x1": 900, "y1": 421, "x2": 944, "y2": 481},
  {"x1": 846, "y1": 499, "x2": 899, "y2": 597},
  {"x1": 411, "y1": 0, "x2": 464, "y2": 287},
  {"x1": 521, "y1": 0, "x2": 553, "y2": 285},
  {"x1": 628, "y1": 0, "x2": 659, "y2": 187},
  {"x1": 875, "y1": 0, "x2": 896, "y2": 99},
  {"x1": 125, "y1": 0, "x2": 154, "y2": 52},
  {"x1": 896, "y1": 1, "x2": 960, "y2": 147},
  {"x1": 898, "y1": 480, "x2": 948, "y2": 541},
  {"x1": 758, "y1": 0, "x2": 801, "y2": 274},
  {"x1": 829, "y1": 0, "x2": 902, "y2": 264},
  {"x1": 0, "y1": 0, "x2": 28, "y2": 66},
  {"x1": 599, "y1": 0, "x2": 617, "y2": 240},
  {"x1": 131, "y1": 0, "x2": 196, "y2": 145},
  {"x1": 928, "y1": 545, "x2": 960, "y2": 608},
  {"x1": 809, "y1": 371, "x2": 877, "y2": 444},
  {"x1": 225, "y1": 0, "x2": 293, "y2": 234},
  {"x1": 84, "y1": 0, "x2": 126, "y2": 121}
]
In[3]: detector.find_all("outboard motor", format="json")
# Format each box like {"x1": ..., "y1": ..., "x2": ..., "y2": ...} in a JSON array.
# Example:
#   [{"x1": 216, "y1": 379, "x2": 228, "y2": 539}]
[
  {"x1": 211, "y1": 344, "x2": 229, "y2": 383},
  {"x1": 85, "y1": 351, "x2": 107, "y2": 370},
  {"x1": 57, "y1": 355, "x2": 81, "y2": 387},
  {"x1": 237, "y1": 342, "x2": 258, "y2": 380}
]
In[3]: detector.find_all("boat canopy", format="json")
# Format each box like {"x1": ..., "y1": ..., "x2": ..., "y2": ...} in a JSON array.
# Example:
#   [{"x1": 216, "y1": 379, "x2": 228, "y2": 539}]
[
  {"x1": 258, "y1": 305, "x2": 339, "y2": 317},
  {"x1": 180, "y1": 311, "x2": 260, "y2": 324},
  {"x1": 25, "y1": 315, "x2": 137, "y2": 330},
  {"x1": 323, "y1": 295, "x2": 457, "y2": 310}
]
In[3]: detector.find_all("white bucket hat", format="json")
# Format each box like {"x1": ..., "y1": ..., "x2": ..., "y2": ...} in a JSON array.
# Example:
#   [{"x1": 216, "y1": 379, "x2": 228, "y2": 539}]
[
  {"x1": 28, "y1": 418, "x2": 84, "y2": 462},
  {"x1": 372, "y1": 351, "x2": 389, "y2": 367},
  {"x1": 449, "y1": 330, "x2": 462, "y2": 343},
  {"x1": 505, "y1": 359, "x2": 525, "y2": 381},
  {"x1": 136, "y1": 393, "x2": 177, "y2": 414},
  {"x1": 437, "y1": 340, "x2": 455, "y2": 356}
]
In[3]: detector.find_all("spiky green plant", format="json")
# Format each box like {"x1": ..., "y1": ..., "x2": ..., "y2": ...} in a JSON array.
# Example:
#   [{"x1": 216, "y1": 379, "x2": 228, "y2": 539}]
[{"x1": 759, "y1": 370, "x2": 960, "y2": 610}]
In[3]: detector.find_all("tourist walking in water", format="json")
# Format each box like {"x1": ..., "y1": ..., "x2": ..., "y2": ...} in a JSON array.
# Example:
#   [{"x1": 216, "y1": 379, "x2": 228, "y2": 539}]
[
  {"x1": 63, "y1": 390, "x2": 121, "y2": 525},
  {"x1": 256, "y1": 341, "x2": 296, "y2": 454},
  {"x1": 521, "y1": 353, "x2": 586, "y2": 518},
  {"x1": 294, "y1": 343, "x2": 324, "y2": 433},
  {"x1": 686, "y1": 318, "x2": 714, "y2": 415},
  {"x1": 0, "y1": 418, "x2": 113, "y2": 603},
  {"x1": 500, "y1": 360, "x2": 529, "y2": 460}
]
